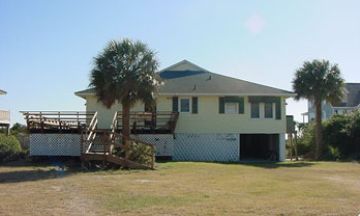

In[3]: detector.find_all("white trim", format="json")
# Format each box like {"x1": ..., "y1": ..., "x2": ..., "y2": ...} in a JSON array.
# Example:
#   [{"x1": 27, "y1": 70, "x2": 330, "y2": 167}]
[
  {"x1": 159, "y1": 92, "x2": 295, "y2": 97},
  {"x1": 76, "y1": 91, "x2": 295, "y2": 98}
]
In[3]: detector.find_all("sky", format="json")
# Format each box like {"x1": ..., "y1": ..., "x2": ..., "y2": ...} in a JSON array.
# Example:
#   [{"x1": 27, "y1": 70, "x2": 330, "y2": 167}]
[{"x1": 1, "y1": 0, "x2": 360, "y2": 125}]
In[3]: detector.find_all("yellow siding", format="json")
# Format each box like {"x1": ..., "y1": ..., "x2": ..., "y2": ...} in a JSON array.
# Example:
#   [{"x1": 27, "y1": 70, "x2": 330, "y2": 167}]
[
  {"x1": 85, "y1": 95, "x2": 287, "y2": 133},
  {"x1": 85, "y1": 96, "x2": 145, "y2": 129}
]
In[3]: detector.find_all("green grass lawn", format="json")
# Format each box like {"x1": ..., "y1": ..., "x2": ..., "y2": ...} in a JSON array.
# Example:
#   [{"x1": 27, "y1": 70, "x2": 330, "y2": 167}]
[{"x1": 0, "y1": 161, "x2": 359, "y2": 216}]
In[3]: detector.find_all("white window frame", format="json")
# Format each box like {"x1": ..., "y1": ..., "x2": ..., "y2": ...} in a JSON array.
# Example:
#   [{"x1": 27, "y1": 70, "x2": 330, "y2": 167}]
[
  {"x1": 250, "y1": 102, "x2": 260, "y2": 118},
  {"x1": 179, "y1": 97, "x2": 191, "y2": 113},
  {"x1": 224, "y1": 102, "x2": 238, "y2": 114},
  {"x1": 264, "y1": 102, "x2": 274, "y2": 119}
]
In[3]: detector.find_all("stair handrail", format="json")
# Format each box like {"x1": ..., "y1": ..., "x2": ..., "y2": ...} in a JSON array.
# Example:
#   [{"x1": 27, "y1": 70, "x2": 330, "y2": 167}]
[
  {"x1": 110, "y1": 111, "x2": 118, "y2": 141},
  {"x1": 85, "y1": 112, "x2": 98, "y2": 153},
  {"x1": 86, "y1": 112, "x2": 97, "y2": 139}
]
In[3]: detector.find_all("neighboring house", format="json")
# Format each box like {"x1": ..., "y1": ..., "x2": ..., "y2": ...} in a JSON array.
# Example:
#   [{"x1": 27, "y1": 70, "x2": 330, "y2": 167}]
[
  {"x1": 74, "y1": 60, "x2": 295, "y2": 161},
  {"x1": 303, "y1": 83, "x2": 360, "y2": 122},
  {"x1": 0, "y1": 89, "x2": 10, "y2": 134}
]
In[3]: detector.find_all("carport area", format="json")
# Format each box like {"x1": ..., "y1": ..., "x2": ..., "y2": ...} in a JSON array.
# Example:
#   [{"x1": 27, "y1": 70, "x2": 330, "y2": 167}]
[{"x1": 240, "y1": 134, "x2": 279, "y2": 161}]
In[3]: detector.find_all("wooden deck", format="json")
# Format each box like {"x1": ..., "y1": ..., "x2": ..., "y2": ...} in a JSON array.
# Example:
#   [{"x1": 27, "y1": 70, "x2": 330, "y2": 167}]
[
  {"x1": 21, "y1": 111, "x2": 179, "y2": 135},
  {"x1": 21, "y1": 110, "x2": 175, "y2": 169},
  {"x1": 21, "y1": 111, "x2": 96, "y2": 133}
]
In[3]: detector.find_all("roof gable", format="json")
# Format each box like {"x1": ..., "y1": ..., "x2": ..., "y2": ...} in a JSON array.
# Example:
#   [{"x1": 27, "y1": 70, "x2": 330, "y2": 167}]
[
  {"x1": 158, "y1": 60, "x2": 294, "y2": 97},
  {"x1": 75, "y1": 60, "x2": 295, "y2": 98},
  {"x1": 158, "y1": 60, "x2": 208, "y2": 79}
]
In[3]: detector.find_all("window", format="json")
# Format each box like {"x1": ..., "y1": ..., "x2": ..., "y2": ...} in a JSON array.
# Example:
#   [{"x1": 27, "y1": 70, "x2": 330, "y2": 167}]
[
  {"x1": 225, "y1": 103, "x2": 238, "y2": 114},
  {"x1": 251, "y1": 102, "x2": 260, "y2": 118},
  {"x1": 180, "y1": 98, "x2": 190, "y2": 112},
  {"x1": 264, "y1": 102, "x2": 273, "y2": 118}
]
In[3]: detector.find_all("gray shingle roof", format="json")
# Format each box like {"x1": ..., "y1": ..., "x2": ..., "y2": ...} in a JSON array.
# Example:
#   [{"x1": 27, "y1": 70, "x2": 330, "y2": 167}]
[
  {"x1": 340, "y1": 83, "x2": 360, "y2": 107},
  {"x1": 157, "y1": 60, "x2": 294, "y2": 96},
  {"x1": 75, "y1": 60, "x2": 295, "y2": 98}
]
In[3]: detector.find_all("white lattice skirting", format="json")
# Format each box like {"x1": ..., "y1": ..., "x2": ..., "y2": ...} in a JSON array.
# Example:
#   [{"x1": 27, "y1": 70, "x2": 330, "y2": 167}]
[
  {"x1": 135, "y1": 133, "x2": 239, "y2": 162},
  {"x1": 173, "y1": 134, "x2": 239, "y2": 162},
  {"x1": 30, "y1": 134, "x2": 81, "y2": 156},
  {"x1": 29, "y1": 133, "x2": 241, "y2": 161},
  {"x1": 133, "y1": 134, "x2": 174, "y2": 157}
]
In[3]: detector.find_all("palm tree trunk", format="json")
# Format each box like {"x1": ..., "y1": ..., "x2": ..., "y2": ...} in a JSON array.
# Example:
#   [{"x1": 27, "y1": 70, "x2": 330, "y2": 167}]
[
  {"x1": 314, "y1": 99, "x2": 323, "y2": 160},
  {"x1": 122, "y1": 103, "x2": 130, "y2": 160},
  {"x1": 294, "y1": 132, "x2": 299, "y2": 161}
]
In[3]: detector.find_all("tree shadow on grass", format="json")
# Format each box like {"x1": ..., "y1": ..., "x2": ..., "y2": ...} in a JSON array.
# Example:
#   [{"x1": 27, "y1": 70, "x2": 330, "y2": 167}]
[
  {"x1": 0, "y1": 159, "x2": 81, "y2": 184},
  {"x1": 238, "y1": 161, "x2": 315, "y2": 169},
  {"x1": 0, "y1": 169, "x2": 71, "y2": 184},
  {"x1": 156, "y1": 160, "x2": 315, "y2": 169}
]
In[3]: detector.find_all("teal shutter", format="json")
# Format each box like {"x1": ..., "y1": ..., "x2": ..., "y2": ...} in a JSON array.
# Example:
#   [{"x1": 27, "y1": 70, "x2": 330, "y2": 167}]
[
  {"x1": 275, "y1": 98, "x2": 281, "y2": 120},
  {"x1": 192, "y1": 97, "x2": 198, "y2": 114},
  {"x1": 238, "y1": 97, "x2": 244, "y2": 114},
  {"x1": 219, "y1": 97, "x2": 225, "y2": 113},
  {"x1": 172, "y1": 97, "x2": 178, "y2": 112}
]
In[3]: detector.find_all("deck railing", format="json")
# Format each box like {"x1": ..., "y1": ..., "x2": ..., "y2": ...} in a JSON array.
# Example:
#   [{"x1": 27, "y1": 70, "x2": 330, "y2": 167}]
[
  {"x1": 21, "y1": 111, "x2": 96, "y2": 132},
  {"x1": 114, "y1": 111, "x2": 179, "y2": 133},
  {"x1": 0, "y1": 110, "x2": 10, "y2": 124}
]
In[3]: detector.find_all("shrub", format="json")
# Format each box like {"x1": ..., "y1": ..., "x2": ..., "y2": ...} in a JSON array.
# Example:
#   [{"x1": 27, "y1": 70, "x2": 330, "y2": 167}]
[
  {"x1": 0, "y1": 134, "x2": 23, "y2": 162},
  {"x1": 321, "y1": 111, "x2": 360, "y2": 160},
  {"x1": 294, "y1": 110, "x2": 360, "y2": 160},
  {"x1": 295, "y1": 123, "x2": 316, "y2": 158},
  {"x1": 115, "y1": 139, "x2": 155, "y2": 167},
  {"x1": 322, "y1": 115, "x2": 350, "y2": 159},
  {"x1": 127, "y1": 140, "x2": 154, "y2": 166}
]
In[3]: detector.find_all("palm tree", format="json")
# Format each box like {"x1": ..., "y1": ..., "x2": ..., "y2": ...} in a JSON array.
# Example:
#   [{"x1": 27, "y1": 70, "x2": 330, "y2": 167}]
[
  {"x1": 293, "y1": 59, "x2": 344, "y2": 159},
  {"x1": 89, "y1": 39, "x2": 159, "y2": 156}
]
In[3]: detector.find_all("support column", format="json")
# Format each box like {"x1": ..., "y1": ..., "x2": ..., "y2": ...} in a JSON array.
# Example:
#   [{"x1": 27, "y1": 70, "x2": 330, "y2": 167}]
[{"x1": 279, "y1": 133, "x2": 286, "y2": 161}]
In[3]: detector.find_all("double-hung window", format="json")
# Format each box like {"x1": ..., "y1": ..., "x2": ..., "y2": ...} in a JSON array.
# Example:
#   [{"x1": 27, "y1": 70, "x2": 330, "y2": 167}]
[
  {"x1": 180, "y1": 98, "x2": 190, "y2": 112},
  {"x1": 225, "y1": 103, "x2": 238, "y2": 114},
  {"x1": 251, "y1": 102, "x2": 260, "y2": 118},
  {"x1": 264, "y1": 102, "x2": 273, "y2": 118}
]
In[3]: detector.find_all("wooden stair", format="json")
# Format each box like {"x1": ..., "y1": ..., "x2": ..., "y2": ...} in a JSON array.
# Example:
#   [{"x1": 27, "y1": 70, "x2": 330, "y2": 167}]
[
  {"x1": 81, "y1": 153, "x2": 152, "y2": 169},
  {"x1": 80, "y1": 112, "x2": 155, "y2": 169}
]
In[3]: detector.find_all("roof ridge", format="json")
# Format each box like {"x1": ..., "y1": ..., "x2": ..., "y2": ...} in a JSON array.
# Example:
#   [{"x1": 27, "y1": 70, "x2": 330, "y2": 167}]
[{"x1": 157, "y1": 59, "x2": 210, "y2": 73}]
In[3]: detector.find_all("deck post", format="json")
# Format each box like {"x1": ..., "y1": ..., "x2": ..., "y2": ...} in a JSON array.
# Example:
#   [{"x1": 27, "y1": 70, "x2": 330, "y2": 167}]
[
  {"x1": 40, "y1": 112, "x2": 44, "y2": 132},
  {"x1": 80, "y1": 130, "x2": 84, "y2": 154},
  {"x1": 77, "y1": 112, "x2": 80, "y2": 130},
  {"x1": 26, "y1": 113, "x2": 30, "y2": 131},
  {"x1": 58, "y1": 112, "x2": 62, "y2": 132}
]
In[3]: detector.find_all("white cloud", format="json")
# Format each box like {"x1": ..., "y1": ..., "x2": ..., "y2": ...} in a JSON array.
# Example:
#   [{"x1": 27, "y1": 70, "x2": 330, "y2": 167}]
[{"x1": 245, "y1": 13, "x2": 266, "y2": 34}]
